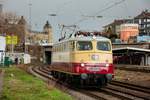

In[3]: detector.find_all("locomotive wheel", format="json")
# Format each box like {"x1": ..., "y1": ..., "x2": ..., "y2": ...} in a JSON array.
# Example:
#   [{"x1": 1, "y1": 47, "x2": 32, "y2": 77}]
[
  {"x1": 100, "y1": 77, "x2": 107, "y2": 87},
  {"x1": 80, "y1": 79, "x2": 86, "y2": 88},
  {"x1": 72, "y1": 75, "x2": 80, "y2": 87}
]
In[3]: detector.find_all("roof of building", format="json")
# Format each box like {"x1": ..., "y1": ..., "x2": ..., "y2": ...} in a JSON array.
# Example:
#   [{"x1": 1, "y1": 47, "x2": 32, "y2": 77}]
[
  {"x1": 134, "y1": 10, "x2": 150, "y2": 19},
  {"x1": 103, "y1": 19, "x2": 133, "y2": 27},
  {"x1": 30, "y1": 30, "x2": 47, "y2": 34}
]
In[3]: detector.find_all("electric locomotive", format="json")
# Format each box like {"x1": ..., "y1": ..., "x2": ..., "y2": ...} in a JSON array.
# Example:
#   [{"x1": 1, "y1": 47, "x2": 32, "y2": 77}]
[{"x1": 51, "y1": 31, "x2": 114, "y2": 87}]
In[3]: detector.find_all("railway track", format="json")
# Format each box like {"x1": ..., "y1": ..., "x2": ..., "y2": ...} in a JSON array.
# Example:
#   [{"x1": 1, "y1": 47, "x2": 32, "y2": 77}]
[
  {"x1": 116, "y1": 65, "x2": 150, "y2": 73},
  {"x1": 110, "y1": 80, "x2": 150, "y2": 94},
  {"x1": 30, "y1": 66, "x2": 100, "y2": 100},
  {"x1": 29, "y1": 66, "x2": 150, "y2": 100}
]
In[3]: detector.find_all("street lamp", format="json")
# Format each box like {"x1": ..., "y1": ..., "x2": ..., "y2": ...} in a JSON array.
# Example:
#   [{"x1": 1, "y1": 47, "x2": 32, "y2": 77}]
[
  {"x1": 48, "y1": 13, "x2": 57, "y2": 25},
  {"x1": 82, "y1": 15, "x2": 103, "y2": 19},
  {"x1": 74, "y1": 15, "x2": 103, "y2": 24},
  {"x1": 96, "y1": 16, "x2": 103, "y2": 18},
  {"x1": 48, "y1": 13, "x2": 57, "y2": 23},
  {"x1": 48, "y1": 14, "x2": 57, "y2": 17}
]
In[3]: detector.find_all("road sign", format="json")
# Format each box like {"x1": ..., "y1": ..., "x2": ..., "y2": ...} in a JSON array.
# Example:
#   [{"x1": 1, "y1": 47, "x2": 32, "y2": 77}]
[
  {"x1": 6, "y1": 35, "x2": 18, "y2": 45},
  {"x1": 12, "y1": 36, "x2": 17, "y2": 44}
]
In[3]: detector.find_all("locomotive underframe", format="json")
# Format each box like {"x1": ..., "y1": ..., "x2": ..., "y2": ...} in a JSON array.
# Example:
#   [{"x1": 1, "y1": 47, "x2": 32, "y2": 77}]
[{"x1": 51, "y1": 70, "x2": 112, "y2": 87}]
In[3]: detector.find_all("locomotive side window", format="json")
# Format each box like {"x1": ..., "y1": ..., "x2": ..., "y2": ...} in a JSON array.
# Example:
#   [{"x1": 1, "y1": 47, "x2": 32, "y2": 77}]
[
  {"x1": 76, "y1": 41, "x2": 92, "y2": 51},
  {"x1": 97, "y1": 42, "x2": 111, "y2": 51},
  {"x1": 70, "y1": 41, "x2": 75, "y2": 51}
]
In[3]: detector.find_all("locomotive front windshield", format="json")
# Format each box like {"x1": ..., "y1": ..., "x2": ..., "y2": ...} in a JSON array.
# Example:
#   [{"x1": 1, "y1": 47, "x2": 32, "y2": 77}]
[
  {"x1": 97, "y1": 41, "x2": 111, "y2": 51},
  {"x1": 76, "y1": 41, "x2": 92, "y2": 51}
]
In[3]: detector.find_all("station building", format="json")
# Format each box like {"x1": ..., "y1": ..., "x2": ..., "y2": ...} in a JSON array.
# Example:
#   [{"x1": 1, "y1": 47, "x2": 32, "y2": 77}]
[
  {"x1": 25, "y1": 21, "x2": 53, "y2": 64},
  {"x1": 0, "y1": 14, "x2": 53, "y2": 64},
  {"x1": 0, "y1": 36, "x2": 6, "y2": 65}
]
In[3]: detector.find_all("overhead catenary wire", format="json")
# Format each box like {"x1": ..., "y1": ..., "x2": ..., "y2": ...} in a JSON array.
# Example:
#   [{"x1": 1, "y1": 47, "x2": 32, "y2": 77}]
[
  {"x1": 73, "y1": 0, "x2": 126, "y2": 25},
  {"x1": 94, "y1": 0, "x2": 125, "y2": 15},
  {"x1": 55, "y1": 0, "x2": 127, "y2": 39},
  {"x1": 53, "y1": 0, "x2": 75, "y2": 16},
  {"x1": 48, "y1": 0, "x2": 77, "y2": 38}
]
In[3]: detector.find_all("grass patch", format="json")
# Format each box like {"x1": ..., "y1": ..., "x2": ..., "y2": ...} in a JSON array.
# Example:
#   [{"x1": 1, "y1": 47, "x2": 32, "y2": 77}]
[{"x1": 0, "y1": 67, "x2": 73, "y2": 100}]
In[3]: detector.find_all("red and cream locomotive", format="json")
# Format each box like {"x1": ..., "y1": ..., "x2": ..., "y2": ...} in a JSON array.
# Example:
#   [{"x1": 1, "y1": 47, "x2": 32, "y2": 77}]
[{"x1": 51, "y1": 31, "x2": 114, "y2": 87}]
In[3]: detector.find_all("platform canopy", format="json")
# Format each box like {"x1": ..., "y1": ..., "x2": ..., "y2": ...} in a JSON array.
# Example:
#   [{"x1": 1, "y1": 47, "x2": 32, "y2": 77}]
[{"x1": 113, "y1": 47, "x2": 150, "y2": 55}]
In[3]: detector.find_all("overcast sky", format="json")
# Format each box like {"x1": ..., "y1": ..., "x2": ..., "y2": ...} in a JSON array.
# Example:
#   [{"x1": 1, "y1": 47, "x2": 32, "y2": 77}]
[{"x1": 2, "y1": 0, "x2": 150, "y2": 41}]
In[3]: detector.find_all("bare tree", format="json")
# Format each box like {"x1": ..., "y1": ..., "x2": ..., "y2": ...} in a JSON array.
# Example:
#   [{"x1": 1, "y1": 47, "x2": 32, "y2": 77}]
[
  {"x1": 0, "y1": 11, "x2": 20, "y2": 24},
  {"x1": 0, "y1": 12, "x2": 5, "y2": 24},
  {"x1": 0, "y1": 11, "x2": 27, "y2": 52},
  {"x1": 0, "y1": 11, "x2": 21, "y2": 34}
]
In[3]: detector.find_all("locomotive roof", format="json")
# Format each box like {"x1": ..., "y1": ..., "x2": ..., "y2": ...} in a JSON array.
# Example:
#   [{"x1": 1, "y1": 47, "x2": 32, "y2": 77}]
[
  {"x1": 72, "y1": 36, "x2": 110, "y2": 41},
  {"x1": 55, "y1": 36, "x2": 110, "y2": 44}
]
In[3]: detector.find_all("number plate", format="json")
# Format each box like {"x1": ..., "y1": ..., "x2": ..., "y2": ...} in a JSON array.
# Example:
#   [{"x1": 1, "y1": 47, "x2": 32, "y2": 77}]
[{"x1": 87, "y1": 67, "x2": 100, "y2": 71}]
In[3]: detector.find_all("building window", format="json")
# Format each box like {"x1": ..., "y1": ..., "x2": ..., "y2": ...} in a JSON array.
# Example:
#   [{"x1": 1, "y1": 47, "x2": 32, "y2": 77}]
[
  {"x1": 139, "y1": 19, "x2": 141, "y2": 24},
  {"x1": 147, "y1": 19, "x2": 150, "y2": 22},
  {"x1": 144, "y1": 19, "x2": 147, "y2": 22},
  {"x1": 147, "y1": 24, "x2": 150, "y2": 27},
  {"x1": 70, "y1": 41, "x2": 75, "y2": 51}
]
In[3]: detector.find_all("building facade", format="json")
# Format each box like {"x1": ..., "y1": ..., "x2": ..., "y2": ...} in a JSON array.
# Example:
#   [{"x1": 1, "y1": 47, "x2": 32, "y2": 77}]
[
  {"x1": 103, "y1": 10, "x2": 150, "y2": 43},
  {"x1": 134, "y1": 10, "x2": 150, "y2": 36},
  {"x1": 0, "y1": 36, "x2": 6, "y2": 64},
  {"x1": 120, "y1": 24, "x2": 139, "y2": 43},
  {"x1": 25, "y1": 21, "x2": 53, "y2": 63},
  {"x1": 26, "y1": 21, "x2": 52, "y2": 46},
  {"x1": 0, "y1": 16, "x2": 26, "y2": 52},
  {"x1": 103, "y1": 19, "x2": 133, "y2": 37}
]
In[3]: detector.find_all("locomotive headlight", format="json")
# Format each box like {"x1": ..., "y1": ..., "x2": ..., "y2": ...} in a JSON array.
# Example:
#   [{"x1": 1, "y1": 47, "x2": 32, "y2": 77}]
[
  {"x1": 81, "y1": 63, "x2": 85, "y2": 67},
  {"x1": 105, "y1": 63, "x2": 109, "y2": 67},
  {"x1": 91, "y1": 54, "x2": 99, "y2": 61}
]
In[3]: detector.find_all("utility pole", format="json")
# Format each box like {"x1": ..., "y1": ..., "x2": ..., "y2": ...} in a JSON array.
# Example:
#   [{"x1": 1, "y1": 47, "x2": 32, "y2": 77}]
[
  {"x1": 29, "y1": 3, "x2": 32, "y2": 32},
  {"x1": 25, "y1": 3, "x2": 32, "y2": 54},
  {"x1": 0, "y1": 4, "x2": 2, "y2": 13},
  {"x1": 11, "y1": 33, "x2": 14, "y2": 53}
]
